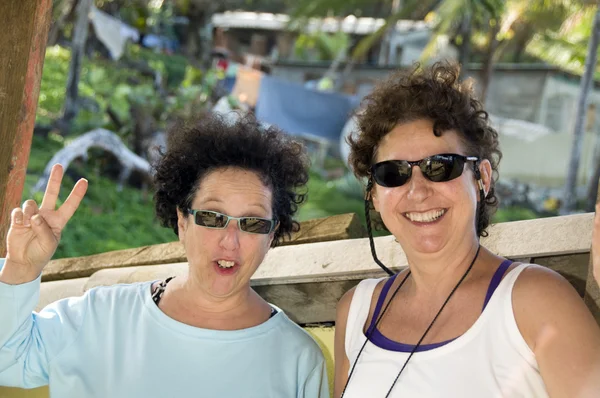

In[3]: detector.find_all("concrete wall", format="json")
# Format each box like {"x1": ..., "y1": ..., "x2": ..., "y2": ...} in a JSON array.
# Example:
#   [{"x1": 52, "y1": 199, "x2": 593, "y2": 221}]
[{"x1": 498, "y1": 131, "x2": 599, "y2": 186}]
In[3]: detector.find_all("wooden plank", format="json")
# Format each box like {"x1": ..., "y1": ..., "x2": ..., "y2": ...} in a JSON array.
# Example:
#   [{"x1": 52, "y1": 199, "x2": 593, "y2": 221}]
[
  {"x1": 0, "y1": 1, "x2": 52, "y2": 257},
  {"x1": 281, "y1": 213, "x2": 366, "y2": 245},
  {"x1": 41, "y1": 213, "x2": 366, "y2": 281},
  {"x1": 42, "y1": 241, "x2": 186, "y2": 282}
]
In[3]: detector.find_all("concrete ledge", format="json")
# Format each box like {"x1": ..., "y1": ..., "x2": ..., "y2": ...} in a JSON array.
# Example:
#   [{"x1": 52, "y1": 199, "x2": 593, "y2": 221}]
[{"x1": 481, "y1": 213, "x2": 593, "y2": 258}]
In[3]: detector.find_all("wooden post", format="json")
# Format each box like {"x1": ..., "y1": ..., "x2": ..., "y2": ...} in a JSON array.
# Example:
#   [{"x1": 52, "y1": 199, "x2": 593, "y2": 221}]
[
  {"x1": 0, "y1": 1, "x2": 52, "y2": 257},
  {"x1": 584, "y1": 180, "x2": 600, "y2": 323}
]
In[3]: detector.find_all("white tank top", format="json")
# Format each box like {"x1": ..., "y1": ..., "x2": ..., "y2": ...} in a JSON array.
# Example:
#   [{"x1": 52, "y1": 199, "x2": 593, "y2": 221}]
[{"x1": 344, "y1": 263, "x2": 550, "y2": 397}]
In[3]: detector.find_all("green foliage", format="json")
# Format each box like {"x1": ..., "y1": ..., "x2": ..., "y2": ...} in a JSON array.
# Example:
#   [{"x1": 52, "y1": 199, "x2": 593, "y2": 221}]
[
  {"x1": 297, "y1": 171, "x2": 366, "y2": 221},
  {"x1": 37, "y1": 46, "x2": 70, "y2": 126},
  {"x1": 492, "y1": 206, "x2": 539, "y2": 223},
  {"x1": 294, "y1": 30, "x2": 350, "y2": 61},
  {"x1": 127, "y1": 46, "x2": 189, "y2": 88},
  {"x1": 526, "y1": 5, "x2": 600, "y2": 78}
]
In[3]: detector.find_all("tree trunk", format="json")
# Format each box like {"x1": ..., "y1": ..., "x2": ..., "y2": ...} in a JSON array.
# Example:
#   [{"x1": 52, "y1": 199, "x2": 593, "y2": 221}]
[
  {"x1": 512, "y1": 29, "x2": 531, "y2": 63},
  {"x1": 586, "y1": 134, "x2": 600, "y2": 212},
  {"x1": 378, "y1": 0, "x2": 401, "y2": 66},
  {"x1": 562, "y1": 8, "x2": 600, "y2": 213},
  {"x1": 59, "y1": 0, "x2": 92, "y2": 133},
  {"x1": 480, "y1": 21, "x2": 500, "y2": 105},
  {"x1": 47, "y1": 0, "x2": 75, "y2": 46},
  {"x1": 458, "y1": 12, "x2": 472, "y2": 81}
]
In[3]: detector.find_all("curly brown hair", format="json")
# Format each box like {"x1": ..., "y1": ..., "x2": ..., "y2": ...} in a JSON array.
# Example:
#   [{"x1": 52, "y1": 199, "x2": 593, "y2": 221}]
[
  {"x1": 153, "y1": 114, "x2": 309, "y2": 246},
  {"x1": 349, "y1": 62, "x2": 502, "y2": 237}
]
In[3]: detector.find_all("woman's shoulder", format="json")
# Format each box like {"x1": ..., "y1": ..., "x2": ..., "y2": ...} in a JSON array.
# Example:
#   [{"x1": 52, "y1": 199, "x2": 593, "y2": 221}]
[
  {"x1": 512, "y1": 263, "x2": 579, "y2": 303},
  {"x1": 512, "y1": 263, "x2": 593, "y2": 346},
  {"x1": 274, "y1": 312, "x2": 326, "y2": 359},
  {"x1": 85, "y1": 280, "x2": 152, "y2": 306}
]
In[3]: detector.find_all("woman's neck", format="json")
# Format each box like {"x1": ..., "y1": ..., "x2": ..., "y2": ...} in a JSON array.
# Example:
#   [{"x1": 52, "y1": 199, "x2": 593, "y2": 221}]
[
  {"x1": 404, "y1": 241, "x2": 484, "y2": 298},
  {"x1": 160, "y1": 275, "x2": 270, "y2": 330}
]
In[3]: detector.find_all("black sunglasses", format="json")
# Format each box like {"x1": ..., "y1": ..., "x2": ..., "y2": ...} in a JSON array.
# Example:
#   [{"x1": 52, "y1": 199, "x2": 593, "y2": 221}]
[
  {"x1": 371, "y1": 153, "x2": 479, "y2": 188},
  {"x1": 188, "y1": 210, "x2": 276, "y2": 235}
]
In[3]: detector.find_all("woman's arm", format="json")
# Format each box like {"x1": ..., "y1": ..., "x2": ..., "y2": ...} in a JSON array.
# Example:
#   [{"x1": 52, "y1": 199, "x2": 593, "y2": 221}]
[
  {"x1": 0, "y1": 258, "x2": 88, "y2": 388},
  {"x1": 514, "y1": 265, "x2": 600, "y2": 398},
  {"x1": 333, "y1": 287, "x2": 355, "y2": 398}
]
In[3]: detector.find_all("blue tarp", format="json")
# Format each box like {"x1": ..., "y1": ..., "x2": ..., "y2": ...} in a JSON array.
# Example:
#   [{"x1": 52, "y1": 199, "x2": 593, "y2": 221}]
[
  {"x1": 255, "y1": 76, "x2": 358, "y2": 143},
  {"x1": 220, "y1": 76, "x2": 236, "y2": 93}
]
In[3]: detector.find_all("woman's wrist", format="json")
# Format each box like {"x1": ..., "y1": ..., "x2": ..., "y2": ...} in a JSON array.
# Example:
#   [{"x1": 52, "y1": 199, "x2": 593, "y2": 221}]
[{"x1": 0, "y1": 259, "x2": 41, "y2": 285}]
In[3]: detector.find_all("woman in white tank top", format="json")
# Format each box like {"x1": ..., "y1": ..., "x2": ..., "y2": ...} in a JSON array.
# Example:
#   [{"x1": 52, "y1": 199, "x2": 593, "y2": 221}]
[{"x1": 334, "y1": 63, "x2": 600, "y2": 398}]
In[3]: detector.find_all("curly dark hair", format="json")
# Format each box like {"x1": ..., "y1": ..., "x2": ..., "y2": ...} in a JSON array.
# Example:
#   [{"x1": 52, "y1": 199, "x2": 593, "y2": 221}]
[
  {"x1": 153, "y1": 114, "x2": 309, "y2": 246},
  {"x1": 349, "y1": 62, "x2": 502, "y2": 237}
]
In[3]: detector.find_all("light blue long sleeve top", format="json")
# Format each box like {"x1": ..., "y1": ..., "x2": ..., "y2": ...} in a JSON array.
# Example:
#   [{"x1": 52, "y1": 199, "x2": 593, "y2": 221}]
[{"x1": 0, "y1": 259, "x2": 329, "y2": 397}]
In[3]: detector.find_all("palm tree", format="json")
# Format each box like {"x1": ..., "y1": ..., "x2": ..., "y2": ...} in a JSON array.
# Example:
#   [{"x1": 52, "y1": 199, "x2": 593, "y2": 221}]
[{"x1": 289, "y1": 0, "x2": 573, "y2": 103}]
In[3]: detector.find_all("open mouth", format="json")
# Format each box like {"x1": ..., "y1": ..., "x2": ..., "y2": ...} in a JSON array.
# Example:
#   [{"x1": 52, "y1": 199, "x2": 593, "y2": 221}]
[
  {"x1": 217, "y1": 260, "x2": 236, "y2": 269},
  {"x1": 214, "y1": 259, "x2": 239, "y2": 275},
  {"x1": 403, "y1": 209, "x2": 447, "y2": 223}
]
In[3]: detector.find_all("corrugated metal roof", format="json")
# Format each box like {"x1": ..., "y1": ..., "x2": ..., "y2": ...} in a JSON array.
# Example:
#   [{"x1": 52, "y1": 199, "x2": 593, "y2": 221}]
[{"x1": 211, "y1": 12, "x2": 430, "y2": 35}]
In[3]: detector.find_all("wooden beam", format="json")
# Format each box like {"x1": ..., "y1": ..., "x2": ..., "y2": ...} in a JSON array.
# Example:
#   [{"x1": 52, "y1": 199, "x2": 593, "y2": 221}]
[
  {"x1": 282, "y1": 213, "x2": 366, "y2": 245},
  {"x1": 41, "y1": 213, "x2": 366, "y2": 281},
  {"x1": 0, "y1": 1, "x2": 52, "y2": 257}
]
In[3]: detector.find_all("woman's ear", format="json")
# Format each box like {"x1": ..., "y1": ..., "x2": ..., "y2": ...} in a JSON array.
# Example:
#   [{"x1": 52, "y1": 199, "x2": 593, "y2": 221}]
[
  {"x1": 176, "y1": 208, "x2": 188, "y2": 244},
  {"x1": 369, "y1": 185, "x2": 380, "y2": 212},
  {"x1": 268, "y1": 222, "x2": 280, "y2": 247},
  {"x1": 478, "y1": 159, "x2": 493, "y2": 199}
]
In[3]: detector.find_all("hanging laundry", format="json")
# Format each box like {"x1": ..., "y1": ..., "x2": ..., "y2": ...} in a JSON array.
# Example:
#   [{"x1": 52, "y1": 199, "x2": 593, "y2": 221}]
[{"x1": 89, "y1": 6, "x2": 140, "y2": 60}]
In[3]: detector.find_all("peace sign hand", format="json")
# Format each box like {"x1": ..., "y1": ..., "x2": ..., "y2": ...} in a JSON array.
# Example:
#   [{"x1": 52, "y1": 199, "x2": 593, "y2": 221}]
[{"x1": 3, "y1": 164, "x2": 88, "y2": 284}]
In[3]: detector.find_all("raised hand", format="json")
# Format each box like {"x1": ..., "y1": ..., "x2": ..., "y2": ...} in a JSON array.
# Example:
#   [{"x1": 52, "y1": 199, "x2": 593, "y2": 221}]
[
  {"x1": 594, "y1": 203, "x2": 600, "y2": 287},
  {"x1": 2, "y1": 164, "x2": 87, "y2": 283}
]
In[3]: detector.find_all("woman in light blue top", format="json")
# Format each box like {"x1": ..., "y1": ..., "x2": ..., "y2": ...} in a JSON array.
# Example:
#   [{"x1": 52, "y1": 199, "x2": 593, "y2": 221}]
[{"x1": 0, "y1": 114, "x2": 329, "y2": 397}]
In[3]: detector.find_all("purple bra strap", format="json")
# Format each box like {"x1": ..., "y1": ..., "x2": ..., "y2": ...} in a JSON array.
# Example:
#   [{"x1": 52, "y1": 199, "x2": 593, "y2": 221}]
[
  {"x1": 367, "y1": 274, "x2": 398, "y2": 333},
  {"x1": 482, "y1": 259, "x2": 513, "y2": 310}
]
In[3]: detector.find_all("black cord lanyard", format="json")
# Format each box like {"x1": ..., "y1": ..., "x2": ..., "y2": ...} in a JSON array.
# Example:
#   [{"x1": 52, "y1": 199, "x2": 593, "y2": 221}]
[{"x1": 340, "y1": 244, "x2": 481, "y2": 398}]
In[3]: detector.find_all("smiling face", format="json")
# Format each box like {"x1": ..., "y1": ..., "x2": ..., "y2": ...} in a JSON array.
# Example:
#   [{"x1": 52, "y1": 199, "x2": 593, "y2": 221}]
[
  {"x1": 177, "y1": 167, "x2": 275, "y2": 299},
  {"x1": 371, "y1": 119, "x2": 491, "y2": 256}
]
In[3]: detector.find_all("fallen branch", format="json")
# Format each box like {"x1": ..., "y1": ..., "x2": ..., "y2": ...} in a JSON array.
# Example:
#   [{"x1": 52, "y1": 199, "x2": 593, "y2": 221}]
[{"x1": 33, "y1": 128, "x2": 153, "y2": 193}]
